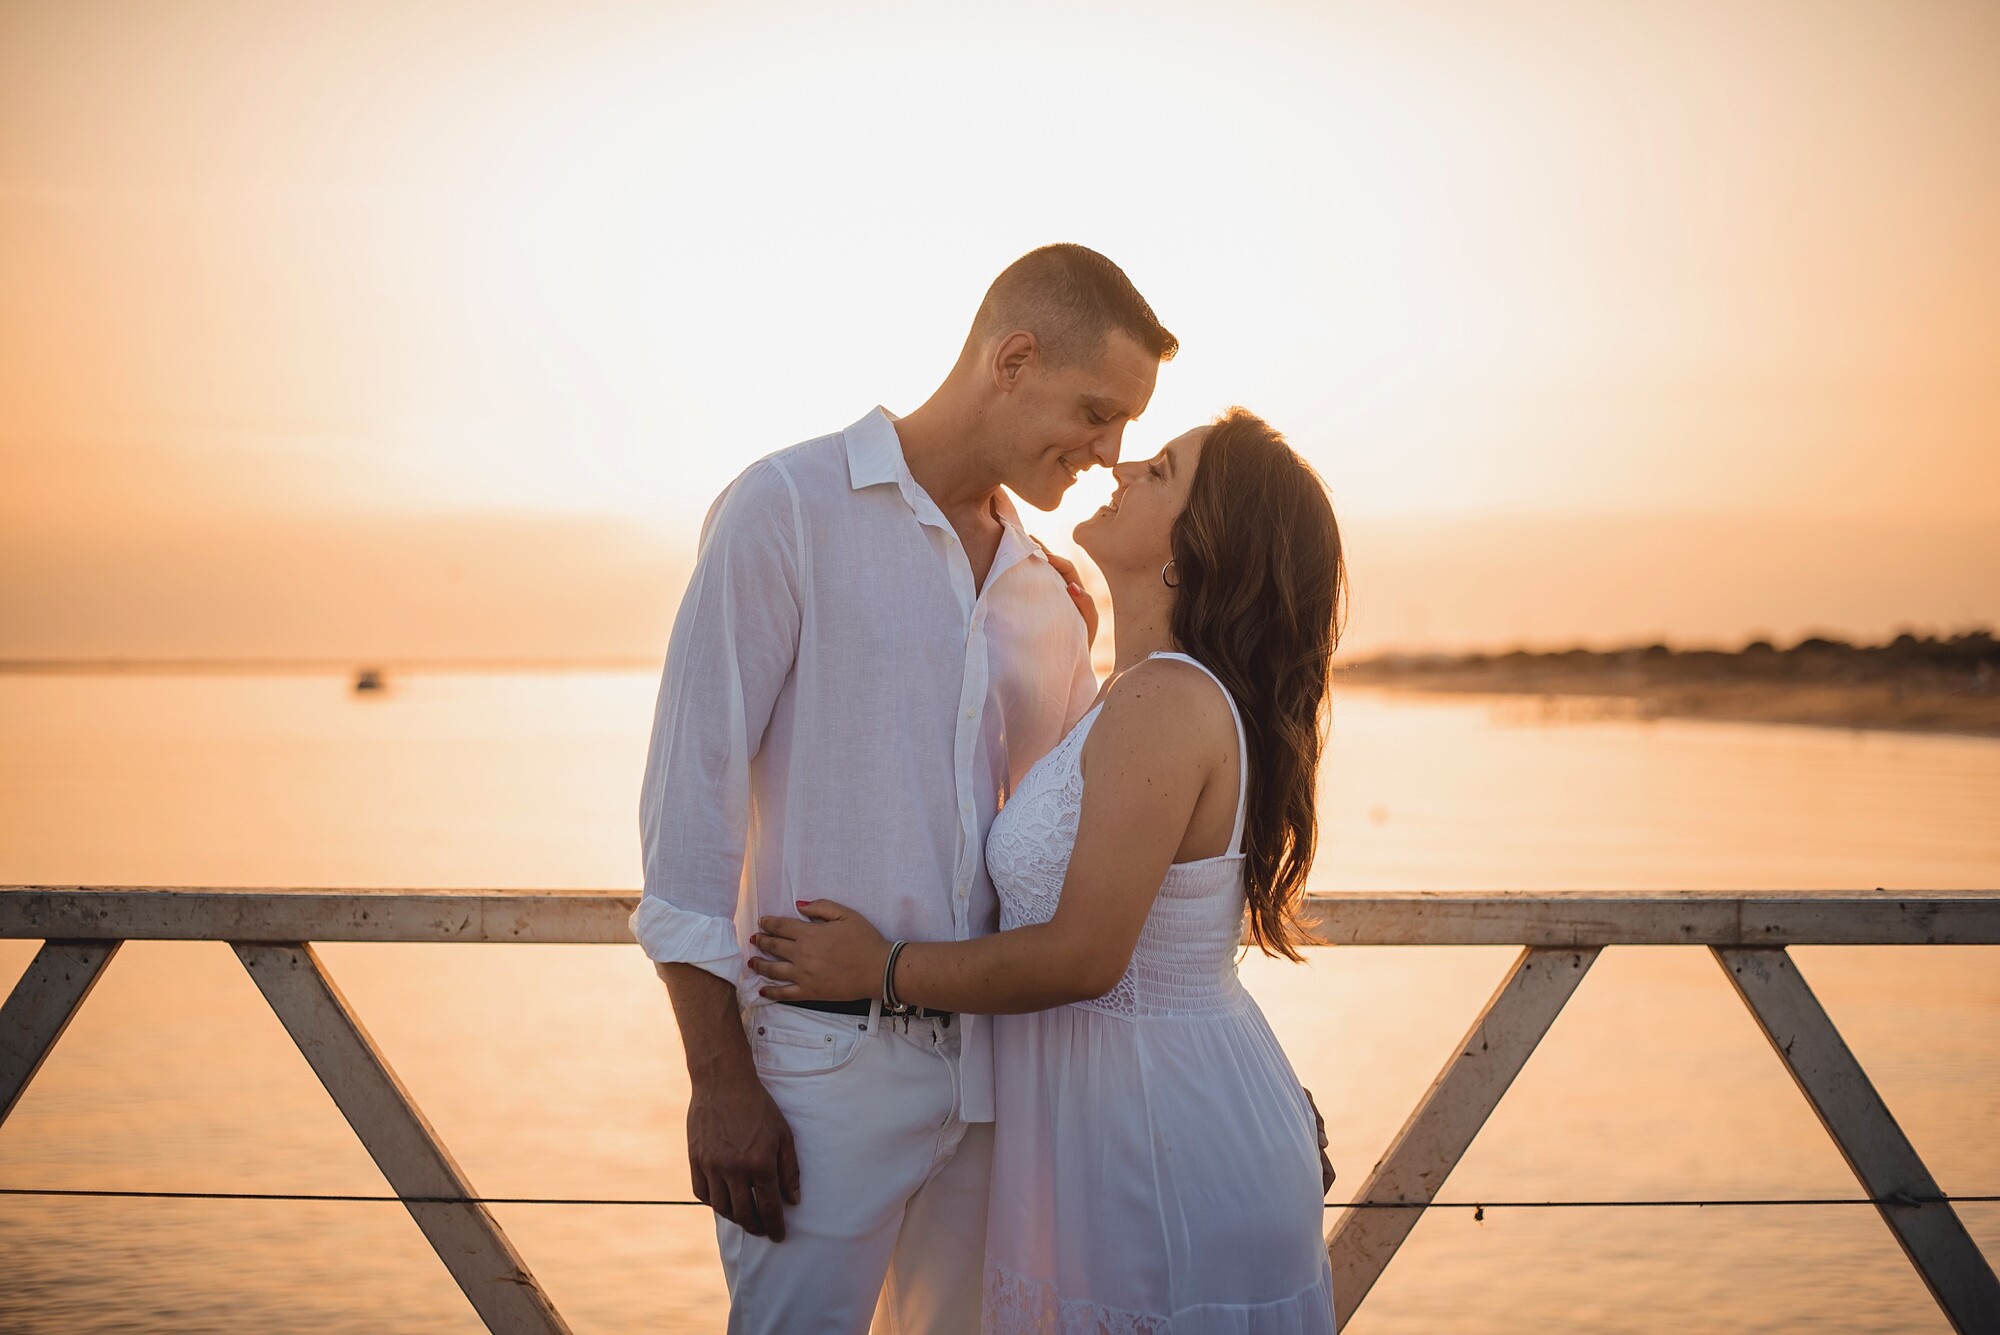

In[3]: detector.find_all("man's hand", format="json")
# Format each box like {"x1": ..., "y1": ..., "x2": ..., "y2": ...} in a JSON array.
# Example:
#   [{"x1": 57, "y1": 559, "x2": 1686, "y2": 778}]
[
  {"x1": 658, "y1": 963, "x2": 801, "y2": 1241},
  {"x1": 686, "y1": 1068, "x2": 801, "y2": 1242},
  {"x1": 1034, "y1": 541, "x2": 1099, "y2": 650},
  {"x1": 1305, "y1": 1086, "x2": 1336, "y2": 1196}
]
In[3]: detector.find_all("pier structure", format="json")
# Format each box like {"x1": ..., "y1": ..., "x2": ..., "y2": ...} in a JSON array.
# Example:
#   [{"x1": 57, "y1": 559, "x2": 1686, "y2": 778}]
[{"x1": 4, "y1": 887, "x2": 1998, "y2": 1332}]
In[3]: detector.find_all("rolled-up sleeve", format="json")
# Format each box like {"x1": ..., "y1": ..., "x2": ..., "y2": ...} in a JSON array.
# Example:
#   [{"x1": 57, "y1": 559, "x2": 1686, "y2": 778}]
[{"x1": 632, "y1": 458, "x2": 802, "y2": 980}]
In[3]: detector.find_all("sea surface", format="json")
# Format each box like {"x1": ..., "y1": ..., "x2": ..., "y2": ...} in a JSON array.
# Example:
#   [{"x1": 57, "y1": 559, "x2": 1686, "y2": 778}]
[{"x1": 1, "y1": 669, "x2": 1996, "y2": 1333}]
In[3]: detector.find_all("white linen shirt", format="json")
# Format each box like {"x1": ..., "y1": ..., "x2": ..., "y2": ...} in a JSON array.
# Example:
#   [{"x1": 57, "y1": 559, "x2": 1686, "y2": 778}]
[{"x1": 632, "y1": 407, "x2": 1098, "y2": 1122}]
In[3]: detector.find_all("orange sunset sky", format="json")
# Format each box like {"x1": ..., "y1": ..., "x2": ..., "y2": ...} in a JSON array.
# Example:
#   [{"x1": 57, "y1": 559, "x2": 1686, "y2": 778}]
[{"x1": 2, "y1": 0, "x2": 1996, "y2": 660}]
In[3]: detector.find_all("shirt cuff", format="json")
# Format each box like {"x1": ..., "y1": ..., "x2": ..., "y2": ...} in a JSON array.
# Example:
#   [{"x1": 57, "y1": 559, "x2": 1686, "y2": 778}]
[{"x1": 629, "y1": 894, "x2": 743, "y2": 987}]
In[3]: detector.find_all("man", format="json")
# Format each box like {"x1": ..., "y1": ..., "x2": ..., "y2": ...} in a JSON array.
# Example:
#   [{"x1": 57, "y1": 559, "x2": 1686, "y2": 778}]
[{"x1": 633, "y1": 244, "x2": 1177, "y2": 1333}]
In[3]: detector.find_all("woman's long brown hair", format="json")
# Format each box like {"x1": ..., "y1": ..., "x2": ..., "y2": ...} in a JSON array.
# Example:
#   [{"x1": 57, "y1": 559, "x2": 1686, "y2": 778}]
[{"x1": 1168, "y1": 408, "x2": 1346, "y2": 960}]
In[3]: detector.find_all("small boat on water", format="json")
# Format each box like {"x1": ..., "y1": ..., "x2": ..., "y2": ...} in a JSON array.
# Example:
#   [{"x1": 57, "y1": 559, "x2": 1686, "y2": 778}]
[{"x1": 351, "y1": 666, "x2": 386, "y2": 694}]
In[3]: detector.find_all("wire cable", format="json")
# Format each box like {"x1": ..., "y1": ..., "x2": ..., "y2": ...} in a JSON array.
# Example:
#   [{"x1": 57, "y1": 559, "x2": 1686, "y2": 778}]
[{"x1": 3, "y1": 1187, "x2": 1994, "y2": 1210}]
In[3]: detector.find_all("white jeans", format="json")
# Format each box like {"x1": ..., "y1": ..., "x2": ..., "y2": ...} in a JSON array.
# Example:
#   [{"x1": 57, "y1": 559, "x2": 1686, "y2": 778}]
[{"x1": 717, "y1": 1001, "x2": 991, "y2": 1335}]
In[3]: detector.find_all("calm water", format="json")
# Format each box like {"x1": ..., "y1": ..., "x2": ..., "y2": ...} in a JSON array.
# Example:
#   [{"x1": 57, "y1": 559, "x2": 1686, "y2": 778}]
[{"x1": 1, "y1": 670, "x2": 1996, "y2": 1333}]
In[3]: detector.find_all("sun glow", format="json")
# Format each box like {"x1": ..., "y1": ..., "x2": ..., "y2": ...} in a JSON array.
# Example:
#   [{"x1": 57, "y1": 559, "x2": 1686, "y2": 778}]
[
  {"x1": 361, "y1": 2, "x2": 1489, "y2": 522},
  {"x1": 4, "y1": 0, "x2": 1996, "y2": 656}
]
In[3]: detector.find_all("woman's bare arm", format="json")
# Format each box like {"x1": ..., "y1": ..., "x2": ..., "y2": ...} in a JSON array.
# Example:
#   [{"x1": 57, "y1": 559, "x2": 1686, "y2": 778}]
[{"x1": 750, "y1": 660, "x2": 1231, "y2": 1013}]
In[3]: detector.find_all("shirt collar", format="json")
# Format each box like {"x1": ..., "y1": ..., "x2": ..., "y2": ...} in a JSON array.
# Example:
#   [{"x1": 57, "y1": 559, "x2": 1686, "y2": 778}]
[
  {"x1": 844, "y1": 406, "x2": 911, "y2": 493},
  {"x1": 989, "y1": 488, "x2": 1037, "y2": 555},
  {"x1": 842, "y1": 405, "x2": 1046, "y2": 568}
]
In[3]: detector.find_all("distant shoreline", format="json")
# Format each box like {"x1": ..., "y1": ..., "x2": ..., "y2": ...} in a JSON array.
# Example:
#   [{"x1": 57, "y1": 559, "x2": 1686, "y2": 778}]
[
  {"x1": 1342, "y1": 631, "x2": 2000, "y2": 739},
  {"x1": 0, "y1": 656, "x2": 661, "y2": 676},
  {"x1": 9, "y1": 640, "x2": 2000, "y2": 740}
]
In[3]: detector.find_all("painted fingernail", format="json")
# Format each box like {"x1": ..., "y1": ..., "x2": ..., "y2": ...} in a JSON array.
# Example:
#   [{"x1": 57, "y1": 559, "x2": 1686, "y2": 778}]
[
  {"x1": 795, "y1": 900, "x2": 810, "y2": 912},
  {"x1": 1066, "y1": 582, "x2": 1082, "y2": 595}
]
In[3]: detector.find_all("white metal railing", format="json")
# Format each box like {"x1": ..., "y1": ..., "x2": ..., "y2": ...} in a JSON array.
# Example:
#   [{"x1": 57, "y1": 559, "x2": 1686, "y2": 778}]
[{"x1": 4, "y1": 887, "x2": 1997, "y2": 1333}]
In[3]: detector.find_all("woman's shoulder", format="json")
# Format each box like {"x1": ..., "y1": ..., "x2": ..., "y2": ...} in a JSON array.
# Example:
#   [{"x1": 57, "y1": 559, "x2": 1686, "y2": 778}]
[{"x1": 1091, "y1": 655, "x2": 1236, "y2": 755}]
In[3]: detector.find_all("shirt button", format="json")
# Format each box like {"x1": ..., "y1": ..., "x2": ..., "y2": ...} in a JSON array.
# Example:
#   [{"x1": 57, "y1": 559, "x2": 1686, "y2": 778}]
[{"x1": 964, "y1": 707, "x2": 976, "y2": 720}]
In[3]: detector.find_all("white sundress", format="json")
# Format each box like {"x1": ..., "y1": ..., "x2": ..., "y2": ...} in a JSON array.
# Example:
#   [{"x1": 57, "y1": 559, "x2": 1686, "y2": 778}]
[{"x1": 981, "y1": 651, "x2": 1337, "y2": 1335}]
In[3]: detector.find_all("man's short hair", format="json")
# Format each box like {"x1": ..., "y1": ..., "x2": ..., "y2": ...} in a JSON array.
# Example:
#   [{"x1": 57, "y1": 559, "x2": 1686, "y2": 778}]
[{"x1": 973, "y1": 244, "x2": 1178, "y2": 367}]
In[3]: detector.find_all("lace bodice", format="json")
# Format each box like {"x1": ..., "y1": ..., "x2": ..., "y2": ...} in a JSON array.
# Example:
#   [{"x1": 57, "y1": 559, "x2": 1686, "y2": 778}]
[{"x1": 985, "y1": 652, "x2": 1252, "y2": 1018}]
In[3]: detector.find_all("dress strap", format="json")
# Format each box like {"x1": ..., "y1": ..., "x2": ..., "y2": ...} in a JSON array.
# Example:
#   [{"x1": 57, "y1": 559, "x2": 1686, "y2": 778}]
[{"x1": 1146, "y1": 651, "x2": 1249, "y2": 857}]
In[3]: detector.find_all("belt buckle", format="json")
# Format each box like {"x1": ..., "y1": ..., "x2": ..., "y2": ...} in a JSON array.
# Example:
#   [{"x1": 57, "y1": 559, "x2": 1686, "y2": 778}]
[
  {"x1": 880, "y1": 998, "x2": 909, "y2": 1033},
  {"x1": 886, "y1": 1002, "x2": 940, "y2": 1033}
]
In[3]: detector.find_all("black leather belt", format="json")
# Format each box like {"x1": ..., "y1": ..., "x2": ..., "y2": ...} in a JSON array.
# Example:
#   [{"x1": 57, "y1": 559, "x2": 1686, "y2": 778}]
[{"x1": 777, "y1": 997, "x2": 953, "y2": 1024}]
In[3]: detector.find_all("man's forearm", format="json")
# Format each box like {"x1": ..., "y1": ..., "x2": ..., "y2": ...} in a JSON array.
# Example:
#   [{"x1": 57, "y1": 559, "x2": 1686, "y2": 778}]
[
  {"x1": 657, "y1": 962, "x2": 758, "y2": 1086},
  {"x1": 656, "y1": 961, "x2": 800, "y2": 1241}
]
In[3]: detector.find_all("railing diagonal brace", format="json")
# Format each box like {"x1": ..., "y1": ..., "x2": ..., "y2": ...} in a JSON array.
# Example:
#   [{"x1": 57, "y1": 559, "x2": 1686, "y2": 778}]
[
  {"x1": 1327, "y1": 944, "x2": 1600, "y2": 1325},
  {"x1": 1, "y1": 939, "x2": 123, "y2": 1126},
  {"x1": 233, "y1": 942, "x2": 571, "y2": 1335},
  {"x1": 1713, "y1": 946, "x2": 2000, "y2": 1333}
]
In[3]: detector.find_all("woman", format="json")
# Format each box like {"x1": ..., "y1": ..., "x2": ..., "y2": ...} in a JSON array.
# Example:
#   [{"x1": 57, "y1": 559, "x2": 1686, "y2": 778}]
[{"x1": 751, "y1": 407, "x2": 1346, "y2": 1333}]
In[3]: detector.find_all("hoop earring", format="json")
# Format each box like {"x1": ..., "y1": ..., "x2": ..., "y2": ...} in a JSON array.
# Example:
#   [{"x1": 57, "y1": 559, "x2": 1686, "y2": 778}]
[{"x1": 1161, "y1": 559, "x2": 1180, "y2": 589}]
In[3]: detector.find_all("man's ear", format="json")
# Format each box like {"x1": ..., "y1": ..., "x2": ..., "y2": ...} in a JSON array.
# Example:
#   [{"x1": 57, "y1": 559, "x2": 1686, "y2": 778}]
[{"x1": 993, "y1": 330, "x2": 1037, "y2": 391}]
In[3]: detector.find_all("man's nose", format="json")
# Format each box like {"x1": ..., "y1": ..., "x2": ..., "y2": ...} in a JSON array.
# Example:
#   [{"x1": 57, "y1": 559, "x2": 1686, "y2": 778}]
[{"x1": 1089, "y1": 427, "x2": 1125, "y2": 470}]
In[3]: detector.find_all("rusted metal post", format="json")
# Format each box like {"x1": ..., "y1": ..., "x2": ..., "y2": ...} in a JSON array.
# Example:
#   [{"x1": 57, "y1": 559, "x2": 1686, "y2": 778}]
[
  {"x1": 1326, "y1": 945, "x2": 1600, "y2": 1325},
  {"x1": 1715, "y1": 946, "x2": 2000, "y2": 1333},
  {"x1": 0, "y1": 939, "x2": 121, "y2": 1125},
  {"x1": 234, "y1": 942, "x2": 571, "y2": 1335}
]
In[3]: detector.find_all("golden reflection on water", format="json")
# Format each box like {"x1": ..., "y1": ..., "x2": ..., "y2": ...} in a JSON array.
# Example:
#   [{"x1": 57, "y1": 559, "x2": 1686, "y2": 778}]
[{"x1": 1, "y1": 672, "x2": 1996, "y2": 1332}]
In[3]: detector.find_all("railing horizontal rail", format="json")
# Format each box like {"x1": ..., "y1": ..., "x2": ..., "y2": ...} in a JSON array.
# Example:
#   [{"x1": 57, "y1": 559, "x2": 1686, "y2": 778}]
[
  {"x1": 1301, "y1": 889, "x2": 2000, "y2": 947},
  {"x1": 4, "y1": 886, "x2": 1997, "y2": 945}
]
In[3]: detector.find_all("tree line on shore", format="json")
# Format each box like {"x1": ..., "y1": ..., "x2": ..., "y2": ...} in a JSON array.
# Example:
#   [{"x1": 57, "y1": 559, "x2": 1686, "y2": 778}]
[{"x1": 1354, "y1": 629, "x2": 1999, "y2": 684}]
